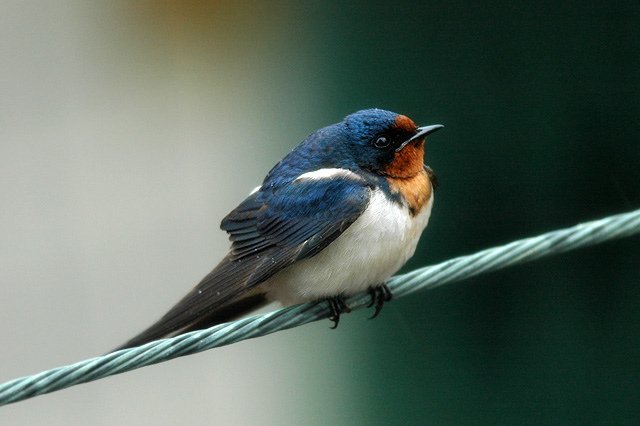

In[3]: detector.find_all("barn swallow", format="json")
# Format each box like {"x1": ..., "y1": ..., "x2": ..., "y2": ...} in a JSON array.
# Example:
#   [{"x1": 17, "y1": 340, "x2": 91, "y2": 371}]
[{"x1": 115, "y1": 109, "x2": 443, "y2": 350}]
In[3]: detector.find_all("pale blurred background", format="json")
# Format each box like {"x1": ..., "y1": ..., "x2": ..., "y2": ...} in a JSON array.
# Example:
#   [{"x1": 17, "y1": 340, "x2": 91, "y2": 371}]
[{"x1": 1, "y1": 1, "x2": 639, "y2": 425}]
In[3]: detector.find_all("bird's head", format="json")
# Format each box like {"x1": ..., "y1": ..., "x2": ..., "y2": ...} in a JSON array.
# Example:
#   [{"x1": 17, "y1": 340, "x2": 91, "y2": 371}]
[{"x1": 342, "y1": 109, "x2": 443, "y2": 178}]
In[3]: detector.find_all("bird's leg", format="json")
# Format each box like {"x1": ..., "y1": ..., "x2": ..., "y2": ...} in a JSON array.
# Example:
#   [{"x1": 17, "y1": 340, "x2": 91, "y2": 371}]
[
  {"x1": 327, "y1": 296, "x2": 350, "y2": 329},
  {"x1": 367, "y1": 284, "x2": 393, "y2": 319}
]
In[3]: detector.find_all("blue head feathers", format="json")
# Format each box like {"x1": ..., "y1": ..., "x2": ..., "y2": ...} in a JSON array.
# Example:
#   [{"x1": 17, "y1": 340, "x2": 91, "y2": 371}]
[
  {"x1": 262, "y1": 108, "x2": 422, "y2": 187},
  {"x1": 343, "y1": 109, "x2": 400, "y2": 142}
]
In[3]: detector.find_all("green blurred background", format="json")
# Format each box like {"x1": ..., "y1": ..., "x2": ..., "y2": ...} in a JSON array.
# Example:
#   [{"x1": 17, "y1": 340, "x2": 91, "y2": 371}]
[{"x1": 1, "y1": 1, "x2": 638, "y2": 425}]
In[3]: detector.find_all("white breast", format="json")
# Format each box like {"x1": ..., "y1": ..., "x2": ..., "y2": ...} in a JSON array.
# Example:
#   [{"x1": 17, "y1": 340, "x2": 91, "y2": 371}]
[{"x1": 265, "y1": 188, "x2": 434, "y2": 305}]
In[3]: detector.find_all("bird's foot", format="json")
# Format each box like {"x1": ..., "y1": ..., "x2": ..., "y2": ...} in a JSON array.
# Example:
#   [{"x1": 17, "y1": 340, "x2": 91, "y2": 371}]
[
  {"x1": 327, "y1": 296, "x2": 350, "y2": 329},
  {"x1": 367, "y1": 284, "x2": 393, "y2": 319}
]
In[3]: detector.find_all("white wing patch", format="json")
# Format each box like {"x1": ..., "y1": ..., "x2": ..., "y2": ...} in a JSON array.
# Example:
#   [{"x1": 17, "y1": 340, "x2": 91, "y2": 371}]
[
  {"x1": 249, "y1": 185, "x2": 261, "y2": 195},
  {"x1": 294, "y1": 168, "x2": 362, "y2": 182}
]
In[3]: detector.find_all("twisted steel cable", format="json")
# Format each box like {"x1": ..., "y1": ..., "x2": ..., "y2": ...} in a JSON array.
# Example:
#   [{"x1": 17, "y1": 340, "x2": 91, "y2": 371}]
[{"x1": 1, "y1": 209, "x2": 639, "y2": 406}]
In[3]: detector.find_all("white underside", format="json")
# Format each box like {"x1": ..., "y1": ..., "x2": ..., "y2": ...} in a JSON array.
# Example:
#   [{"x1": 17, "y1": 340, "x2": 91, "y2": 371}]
[{"x1": 264, "y1": 188, "x2": 433, "y2": 305}]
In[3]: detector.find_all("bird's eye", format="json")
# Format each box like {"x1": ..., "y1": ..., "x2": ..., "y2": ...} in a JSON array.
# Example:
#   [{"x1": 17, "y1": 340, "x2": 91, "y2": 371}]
[{"x1": 373, "y1": 136, "x2": 390, "y2": 149}]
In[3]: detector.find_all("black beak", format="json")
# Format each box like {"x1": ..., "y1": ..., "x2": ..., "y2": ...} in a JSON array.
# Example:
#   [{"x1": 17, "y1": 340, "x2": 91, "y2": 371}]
[{"x1": 396, "y1": 124, "x2": 444, "y2": 152}]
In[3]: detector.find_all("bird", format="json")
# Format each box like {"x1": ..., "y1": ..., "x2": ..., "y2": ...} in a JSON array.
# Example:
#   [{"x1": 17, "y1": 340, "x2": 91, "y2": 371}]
[{"x1": 115, "y1": 108, "x2": 443, "y2": 351}]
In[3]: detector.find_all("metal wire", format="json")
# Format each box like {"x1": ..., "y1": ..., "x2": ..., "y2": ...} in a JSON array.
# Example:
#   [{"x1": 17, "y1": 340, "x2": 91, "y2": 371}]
[{"x1": 1, "y1": 209, "x2": 639, "y2": 406}]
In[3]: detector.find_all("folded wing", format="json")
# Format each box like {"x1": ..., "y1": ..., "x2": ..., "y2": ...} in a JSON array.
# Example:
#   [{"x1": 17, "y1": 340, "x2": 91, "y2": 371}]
[{"x1": 115, "y1": 176, "x2": 371, "y2": 350}]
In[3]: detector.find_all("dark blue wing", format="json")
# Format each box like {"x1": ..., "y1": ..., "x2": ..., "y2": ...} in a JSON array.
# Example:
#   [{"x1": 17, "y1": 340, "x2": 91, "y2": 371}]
[
  {"x1": 224, "y1": 178, "x2": 371, "y2": 260},
  {"x1": 116, "y1": 176, "x2": 371, "y2": 349},
  {"x1": 202, "y1": 176, "x2": 371, "y2": 299}
]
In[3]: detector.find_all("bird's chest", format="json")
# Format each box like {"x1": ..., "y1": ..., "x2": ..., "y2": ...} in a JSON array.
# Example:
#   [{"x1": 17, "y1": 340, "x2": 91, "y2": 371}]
[{"x1": 266, "y1": 188, "x2": 433, "y2": 304}]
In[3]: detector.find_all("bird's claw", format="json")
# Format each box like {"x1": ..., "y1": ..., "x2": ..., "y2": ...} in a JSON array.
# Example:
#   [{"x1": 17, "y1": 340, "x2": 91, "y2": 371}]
[
  {"x1": 327, "y1": 296, "x2": 350, "y2": 329},
  {"x1": 367, "y1": 284, "x2": 393, "y2": 319}
]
